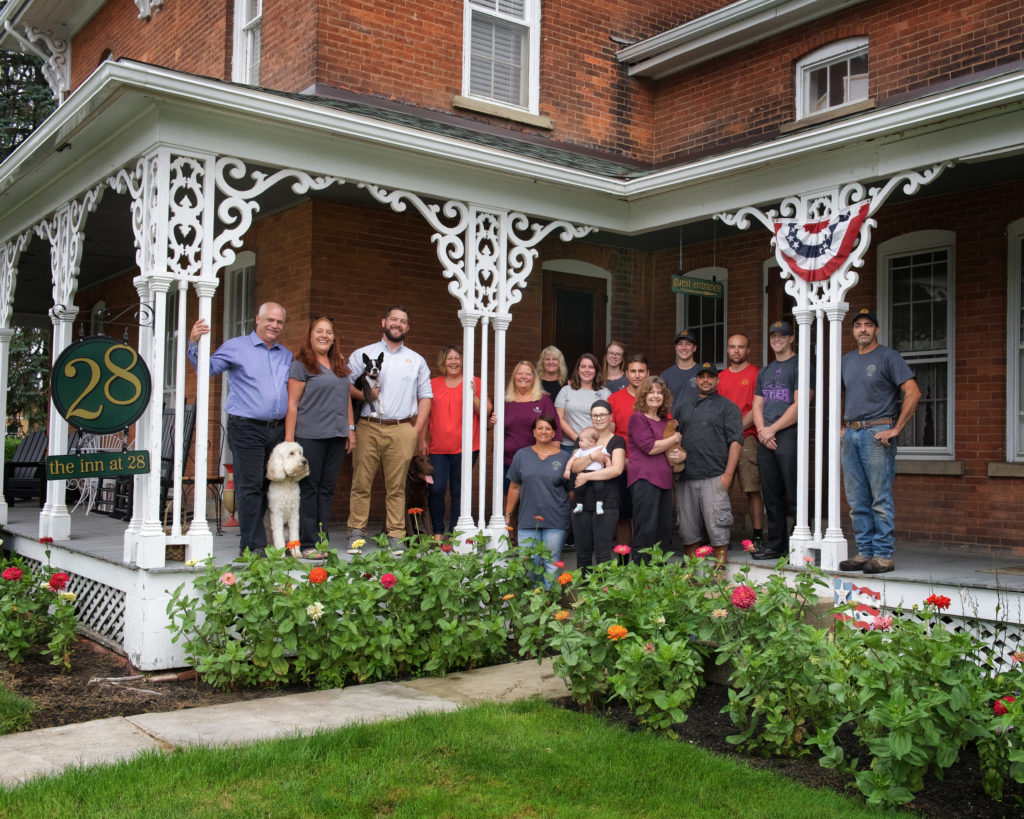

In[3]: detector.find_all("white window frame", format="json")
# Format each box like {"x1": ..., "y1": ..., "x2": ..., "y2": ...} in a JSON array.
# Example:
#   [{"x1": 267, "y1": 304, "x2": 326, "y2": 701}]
[
  {"x1": 795, "y1": 37, "x2": 868, "y2": 120},
  {"x1": 462, "y1": 0, "x2": 541, "y2": 114},
  {"x1": 231, "y1": 0, "x2": 262, "y2": 85},
  {"x1": 1006, "y1": 218, "x2": 1024, "y2": 461},
  {"x1": 676, "y1": 266, "x2": 728, "y2": 369},
  {"x1": 877, "y1": 230, "x2": 955, "y2": 459}
]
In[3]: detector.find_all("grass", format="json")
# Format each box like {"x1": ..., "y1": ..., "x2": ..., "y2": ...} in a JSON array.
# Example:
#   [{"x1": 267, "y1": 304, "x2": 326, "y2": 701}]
[
  {"x1": 0, "y1": 684, "x2": 34, "y2": 735},
  {"x1": 0, "y1": 699, "x2": 900, "y2": 818}
]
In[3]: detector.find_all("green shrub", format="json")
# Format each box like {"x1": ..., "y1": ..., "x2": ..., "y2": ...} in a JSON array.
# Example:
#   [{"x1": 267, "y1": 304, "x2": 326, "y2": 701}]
[{"x1": 0, "y1": 550, "x2": 79, "y2": 669}]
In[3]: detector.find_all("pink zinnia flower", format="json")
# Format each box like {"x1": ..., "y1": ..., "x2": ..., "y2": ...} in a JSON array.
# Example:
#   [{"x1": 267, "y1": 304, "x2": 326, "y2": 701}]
[
  {"x1": 219, "y1": 572, "x2": 237, "y2": 586},
  {"x1": 613, "y1": 544, "x2": 630, "y2": 556},
  {"x1": 711, "y1": 608, "x2": 728, "y2": 619},
  {"x1": 869, "y1": 614, "x2": 893, "y2": 631},
  {"x1": 994, "y1": 695, "x2": 1017, "y2": 716},
  {"x1": 741, "y1": 539, "x2": 755, "y2": 553},
  {"x1": 803, "y1": 555, "x2": 815, "y2": 564},
  {"x1": 380, "y1": 573, "x2": 397, "y2": 589},
  {"x1": 1012, "y1": 651, "x2": 1024, "y2": 665},
  {"x1": 730, "y1": 584, "x2": 757, "y2": 610},
  {"x1": 2, "y1": 567, "x2": 23, "y2": 581},
  {"x1": 48, "y1": 572, "x2": 70, "y2": 591},
  {"x1": 643, "y1": 642, "x2": 655, "y2": 654},
  {"x1": 694, "y1": 545, "x2": 714, "y2": 558}
]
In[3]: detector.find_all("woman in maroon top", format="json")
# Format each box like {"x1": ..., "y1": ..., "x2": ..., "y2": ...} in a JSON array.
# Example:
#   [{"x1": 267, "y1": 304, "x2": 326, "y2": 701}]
[
  {"x1": 627, "y1": 376, "x2": 683, "y2": 563},
  {"x1": 503, "y1": 361, "x2": 560, "y2": 493}
]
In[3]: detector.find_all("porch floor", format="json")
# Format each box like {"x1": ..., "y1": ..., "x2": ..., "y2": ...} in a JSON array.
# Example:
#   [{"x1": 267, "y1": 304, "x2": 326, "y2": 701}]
[{"x1": 3, "y1": 504, "x2": 1024, "y2": 594}]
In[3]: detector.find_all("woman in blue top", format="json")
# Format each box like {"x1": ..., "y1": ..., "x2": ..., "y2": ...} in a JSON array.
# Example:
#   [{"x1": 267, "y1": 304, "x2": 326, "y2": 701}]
[
  {"x1": 284, "y1": 316, "x2": 354, "y2": 559},
  {"x1": 504, "y1": 414, "x2": 570, "y2": 582}
]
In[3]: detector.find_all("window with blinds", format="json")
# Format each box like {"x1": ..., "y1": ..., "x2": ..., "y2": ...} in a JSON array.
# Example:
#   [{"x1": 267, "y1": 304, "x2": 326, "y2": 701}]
[{"x1": 463, "y1": 0, "x2": 539, "y2": 112}]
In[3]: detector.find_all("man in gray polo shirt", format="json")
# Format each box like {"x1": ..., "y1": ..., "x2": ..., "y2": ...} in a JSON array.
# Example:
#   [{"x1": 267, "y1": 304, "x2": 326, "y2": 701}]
[
  {"x1": 838, "y1": 308, "x2": 920, "y2": 574},
  {"x1": 673, "y1": 361, "x2": 743, "y2": 564}
]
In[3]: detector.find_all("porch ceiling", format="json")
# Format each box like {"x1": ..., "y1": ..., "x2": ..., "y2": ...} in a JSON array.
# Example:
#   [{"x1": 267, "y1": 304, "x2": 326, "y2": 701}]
[{"x1": 1, "y1": 60, "x2": 1023, "y2": 251}]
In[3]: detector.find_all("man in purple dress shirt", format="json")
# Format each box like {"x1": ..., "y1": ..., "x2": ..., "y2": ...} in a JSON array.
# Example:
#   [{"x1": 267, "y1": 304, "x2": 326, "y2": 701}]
[{"x1": 189, "y1": 302, "x2": 292, "y2": 557}]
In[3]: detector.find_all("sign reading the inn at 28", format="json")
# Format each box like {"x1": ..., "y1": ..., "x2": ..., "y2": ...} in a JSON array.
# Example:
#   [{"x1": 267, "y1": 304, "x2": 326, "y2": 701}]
[
  {"x1": 47, "y1": 336, "x2": 152, "y2": 480},
  {"x1": 671, "y1": 275, "x2": 724, "y2": 299}
]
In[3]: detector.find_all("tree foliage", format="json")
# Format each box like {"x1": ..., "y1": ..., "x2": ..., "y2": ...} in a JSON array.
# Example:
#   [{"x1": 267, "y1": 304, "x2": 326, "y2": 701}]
[
  {"x1": 8, "y1": 326, "x2": 50, "y2": 432},
  {"x1": 0, "y1": 50, "x2": 56, "y2": 160}
]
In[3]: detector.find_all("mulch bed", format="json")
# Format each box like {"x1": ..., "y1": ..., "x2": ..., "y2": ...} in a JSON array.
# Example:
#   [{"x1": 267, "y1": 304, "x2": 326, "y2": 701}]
[{"x1": 3, "y1": 639, "x2": 1024, "y2": 816}]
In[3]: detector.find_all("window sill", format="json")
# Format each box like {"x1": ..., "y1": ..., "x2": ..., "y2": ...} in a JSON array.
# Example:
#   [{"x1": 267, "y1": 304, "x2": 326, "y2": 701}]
[
  {"x1": 895, "y1": 459, "x2": 964, "y2": 476},
  {"x1": 779, "y1": 98, "x2": 876, "y2": 134},
  {"x1": 451, "y1": 95, "x2": 553, "y2": 130},
  {"x1": 987, "y1": 462, "x2": 1024, "y2": 478}
]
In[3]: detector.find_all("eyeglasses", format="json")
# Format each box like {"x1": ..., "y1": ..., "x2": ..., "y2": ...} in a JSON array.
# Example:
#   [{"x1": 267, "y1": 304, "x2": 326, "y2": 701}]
[{"x1": 591, "y1": 412, "x2": 610, "y2": 419}]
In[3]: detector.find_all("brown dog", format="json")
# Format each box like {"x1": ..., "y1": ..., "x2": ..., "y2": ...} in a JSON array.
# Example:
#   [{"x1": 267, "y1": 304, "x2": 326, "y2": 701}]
[
  {"x1": 663, "y1": 419, "x2": 687, "y2": 474},
  {"x1": 405, "y1": 453, "x2": 435, "y2": 535}
]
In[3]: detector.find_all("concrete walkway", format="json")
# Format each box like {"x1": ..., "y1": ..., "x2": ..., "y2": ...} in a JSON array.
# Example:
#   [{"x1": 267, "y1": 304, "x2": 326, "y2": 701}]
[{"x1": 0, "y1": 659, "x2": 568, "y2": 788}]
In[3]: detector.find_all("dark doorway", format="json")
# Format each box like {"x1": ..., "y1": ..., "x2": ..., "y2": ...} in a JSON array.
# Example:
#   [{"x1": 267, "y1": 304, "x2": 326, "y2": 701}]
[{"x1": 542, "y1": 269, "x2": 607, "y2": 368}]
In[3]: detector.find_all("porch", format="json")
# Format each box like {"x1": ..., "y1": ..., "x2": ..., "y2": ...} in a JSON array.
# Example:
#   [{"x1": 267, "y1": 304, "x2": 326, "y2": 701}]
[{"x1": 4, "y1": 504, "x2": 1023, "y2": 669}]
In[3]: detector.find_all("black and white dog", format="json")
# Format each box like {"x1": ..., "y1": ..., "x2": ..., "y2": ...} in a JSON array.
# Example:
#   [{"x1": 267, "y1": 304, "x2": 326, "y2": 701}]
[{"x1": 353, "y1": 352, "x2": 384, "y2": 418}]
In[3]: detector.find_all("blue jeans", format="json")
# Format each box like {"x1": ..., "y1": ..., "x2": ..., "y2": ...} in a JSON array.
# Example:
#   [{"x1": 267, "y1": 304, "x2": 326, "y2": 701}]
[
  {"x1": 428, "y1": 451, "x2": 478, "y2": 534},
  {"x1": 841, "y1": 425, "x2": 897, "y2": 559},
  {"x1": 518, "y1": 527, "x2": 568, "y2": 587}
]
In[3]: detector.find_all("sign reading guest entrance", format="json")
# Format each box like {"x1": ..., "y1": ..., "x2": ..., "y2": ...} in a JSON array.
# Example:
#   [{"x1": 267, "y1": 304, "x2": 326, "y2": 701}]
[
  {"x1": 46, "y1": 451, "x2": 150, "y2": 480},
  {"x1": 50, "y1": 336, "x2": 152, "y2": 434},
  {"x1": 671, "y1": 275, "x2": 724, "y2": 298}
]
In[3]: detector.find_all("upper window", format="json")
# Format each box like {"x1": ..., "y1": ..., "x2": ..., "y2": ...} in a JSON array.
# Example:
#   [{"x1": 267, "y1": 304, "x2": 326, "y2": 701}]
[
  {"x1": 463, "y1": 0, "x2": 540, "y2": 112},
  {"x1": 676, "y1": 267, "x2": 727, "y2": 368},
  {"x1": 796, "y1": 38, "x2": 868, "y2": 119},
  {"x1": 232, "y1": 0, "x2": 262, "y2": 85},
  {"x1": 1006, "y1": 219, "x2": 1024, "y2": 461},
  {"x1": 877, "y1": 231, "x2": 955, "y2": 458}
]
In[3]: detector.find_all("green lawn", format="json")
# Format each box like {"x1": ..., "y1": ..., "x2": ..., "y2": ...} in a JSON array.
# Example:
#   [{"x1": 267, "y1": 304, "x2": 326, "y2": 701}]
[
  {"x1": 0, "y1": 699, "x2": 898, "y2": 818},
  {"x1": 0, "y1": 685, "x2": 33, "y2": 735}
]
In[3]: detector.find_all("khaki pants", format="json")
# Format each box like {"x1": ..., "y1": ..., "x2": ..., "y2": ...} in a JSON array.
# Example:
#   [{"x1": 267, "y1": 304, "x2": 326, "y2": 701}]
[{"x1": 348, "y1": 419, "x2": 418, "y2": 538}]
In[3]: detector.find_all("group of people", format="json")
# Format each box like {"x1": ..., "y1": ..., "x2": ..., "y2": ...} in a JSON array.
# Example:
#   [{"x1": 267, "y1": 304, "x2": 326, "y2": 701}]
[{"x1": 190, "y1": 302, "x2": 917, "y2": 576}]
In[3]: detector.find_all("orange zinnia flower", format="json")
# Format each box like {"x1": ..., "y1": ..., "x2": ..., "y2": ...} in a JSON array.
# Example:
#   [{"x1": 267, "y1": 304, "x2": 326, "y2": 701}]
[
  {"x1": 607, "y1": 624, "x2": 628, "y2": 641},
  {"x1": 557, "y1": 572, "x2": 572, "y2": 586},
  {"x1": 554, "y1": 610, "x2": 570, "y2": 621},
  {"x1": 308, "y1": 567, "x2": 328, "y2": 584}
]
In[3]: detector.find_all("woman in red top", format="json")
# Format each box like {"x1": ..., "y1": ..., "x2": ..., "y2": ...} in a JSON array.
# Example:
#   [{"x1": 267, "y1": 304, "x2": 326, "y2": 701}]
[{"x1": 428, "y1": 345, "x2": 490, "y2": 538}]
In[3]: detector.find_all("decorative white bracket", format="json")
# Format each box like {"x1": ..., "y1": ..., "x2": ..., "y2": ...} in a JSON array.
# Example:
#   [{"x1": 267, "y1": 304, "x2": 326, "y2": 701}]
[
  {"x1": 717, "y1": 162, "x2": 951, "y2": 571},
  {"x1": 359, "y1": 183, "x2": 595, "y2": 547},
  {"x1": 3, "y1": 23, "x2": 69, "y2": 104}
]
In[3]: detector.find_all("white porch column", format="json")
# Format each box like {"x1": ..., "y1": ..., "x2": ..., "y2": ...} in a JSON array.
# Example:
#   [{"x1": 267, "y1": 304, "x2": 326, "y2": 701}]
[
  {"x1": 187, "y1": 277, "x2": 219, "y2": 561},
  {"x1": 821, "y1": 303, "x2": 851, "y2": 570},
  {"x1": 122, "y1": 275, "x2": 153, "y2": 563},
  {"x1": 35, "y1": 187, "x2": 103, "y2": 540},
  {"x1": 0, "y1": 232, "x2": 29, "y2": 525},
  {"x1": 789, "y1": 306, "x2": 814, "y2": 563},
  {"x1": 488, "y1": 314, "x2": 512, "y2": 537},
  {"x1": 455, "y1": 309, "x2": 480, "y2": 534}
]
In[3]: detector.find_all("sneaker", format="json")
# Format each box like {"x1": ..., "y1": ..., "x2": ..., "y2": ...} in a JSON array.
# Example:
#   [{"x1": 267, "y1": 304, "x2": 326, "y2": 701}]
[
  {"x1": 862, "y1": 557, "x2": 895, "y2": 574},
  {"x1": 347, "y1": 528, "x2": 366, "y2": 548},
  {"x1": 387, "y1": 535, "x2": 403, "y2": 552},
  {"x1": 838, "y1": 553, "x2": 869, "y2": 571}
]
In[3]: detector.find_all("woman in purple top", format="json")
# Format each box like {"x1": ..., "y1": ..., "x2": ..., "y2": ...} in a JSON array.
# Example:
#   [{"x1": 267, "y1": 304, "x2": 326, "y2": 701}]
[
  {"x1": 503, "y1": 361, "x2": 560, "y2": 492},
  {"x1": 627, "y1": 376, "x2": 683, "y2": 563}
]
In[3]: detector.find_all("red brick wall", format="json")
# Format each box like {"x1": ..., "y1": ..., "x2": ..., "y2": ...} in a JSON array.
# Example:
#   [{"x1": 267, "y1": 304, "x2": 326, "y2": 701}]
[
  {"x1": 71, "y1": 0, "x2": 233, "y2": 90},
  {"x1": 652, "y1": 0, "x2": 1024, "y2": 164}
]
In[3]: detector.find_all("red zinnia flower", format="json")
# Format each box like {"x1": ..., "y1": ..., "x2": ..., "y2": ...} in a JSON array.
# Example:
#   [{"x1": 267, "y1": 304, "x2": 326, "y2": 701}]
[
  {"x1": 612, "y1": 544, "x2": 630, "y2": 556},
  {"x1": 553, "y1": 560, "x2": 565, "y2": 569},
  {"x1": 730, "y1": 584, "x2": 757, "y2": 610},
  {"x1": 407, "y1": 507, "x2": 424, "y2": 515},
  {"x1": 534, "y1": 515, "x2": 544, "y2": 522},
  {"x1": 39, "y1": 537, "x2": 53, "y2": 544},
  {"x1": 308, "y1": 567, "x2": 328, "y2": 584},
  {"x1": 440, "y1": 543, "x2": 453, "y2": 553},
  {"x1": 48, "y1": 572, "x2": 70, "y2": 591},
  {"x1": 925, "y1": 593, "x2": 951, "y2": 611},
  {"x1": 2, "y1": 567, "x2": 22, "y2": 581},
  {"x1": 994, "y1": 695, "x2": 1016, "y2": 715},
  {"x1": 694, "y1": 545, "x2": 714, "y2": 558},
  {"x1": 380, "y1": 573, "x2": 397, "y2": 589}
]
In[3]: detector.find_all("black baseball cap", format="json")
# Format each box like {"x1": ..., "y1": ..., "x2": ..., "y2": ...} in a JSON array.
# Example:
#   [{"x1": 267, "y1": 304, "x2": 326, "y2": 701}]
[
  {"x1": 769, "y1": 319, "x2": 794, "y2": 336},
  {"x1": 675, "y1": 329, "x2": 697, "y2": 345},
  {"x1": 696, "y1": 361, "x2": 718, "y2": 376},
  {"x1": 852, "y1": 308, "x2": 879, "y2": 326}
]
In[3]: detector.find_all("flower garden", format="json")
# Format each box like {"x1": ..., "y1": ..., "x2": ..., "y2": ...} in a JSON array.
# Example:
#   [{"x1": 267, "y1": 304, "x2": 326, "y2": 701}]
[{"x1": 4, "y1": 532, "x2": 1024, "y2": 808}]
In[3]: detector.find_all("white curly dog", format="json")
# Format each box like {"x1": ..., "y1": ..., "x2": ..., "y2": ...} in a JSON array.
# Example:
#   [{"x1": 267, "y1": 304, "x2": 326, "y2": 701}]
[{"x1": 266, "y1": 441, "x2": 309, "y2": 557}]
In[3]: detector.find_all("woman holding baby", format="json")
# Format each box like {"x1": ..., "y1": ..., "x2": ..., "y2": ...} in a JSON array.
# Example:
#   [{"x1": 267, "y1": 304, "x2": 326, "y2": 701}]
[
  {"x1": 627, "y1": 376, "x2": 683, "y2": 564},
  {"x1": 566, "y1": 399, "x2": 625, "y2": 574}
]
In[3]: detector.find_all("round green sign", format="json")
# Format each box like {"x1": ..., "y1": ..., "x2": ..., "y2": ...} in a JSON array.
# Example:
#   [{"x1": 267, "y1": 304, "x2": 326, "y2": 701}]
[{"x1": 51, "y1": 336, "x2": 153, "y2": 434}]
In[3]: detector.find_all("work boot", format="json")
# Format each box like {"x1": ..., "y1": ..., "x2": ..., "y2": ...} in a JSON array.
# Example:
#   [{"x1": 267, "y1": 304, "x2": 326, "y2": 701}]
[
  {"x1": 862, "y1": 557, "x2": 895, "y2": 574},
  {"x1": 838, "y1": 553, "x2": 869, "y2": 571}
]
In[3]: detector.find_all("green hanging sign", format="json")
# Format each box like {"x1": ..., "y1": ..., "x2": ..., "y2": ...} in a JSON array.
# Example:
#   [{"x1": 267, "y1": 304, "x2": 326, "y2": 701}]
[
  {"x1": 672, "y1": 275, "x2": 724, "y2": 298},
  {"x1": 51, "y1": 336, "x2": 152, "y2": 435}
]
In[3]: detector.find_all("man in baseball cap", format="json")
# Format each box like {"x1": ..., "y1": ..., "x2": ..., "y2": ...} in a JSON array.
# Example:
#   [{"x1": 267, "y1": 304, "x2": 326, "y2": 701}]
[{"x1": 661, "y1": 329, "x2": 699, "y2": 415}]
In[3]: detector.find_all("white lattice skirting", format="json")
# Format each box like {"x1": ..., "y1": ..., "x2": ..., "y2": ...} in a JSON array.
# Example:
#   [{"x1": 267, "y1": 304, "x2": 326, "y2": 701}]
[{"x1": 21, "y1": 555, "x2": 126, "y2": 646}]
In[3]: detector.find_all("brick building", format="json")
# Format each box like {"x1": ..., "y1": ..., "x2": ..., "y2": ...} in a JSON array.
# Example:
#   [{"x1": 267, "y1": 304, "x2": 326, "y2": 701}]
[{"x1": 0, "y1": 0, "x2": 1021, "y2": 663}]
